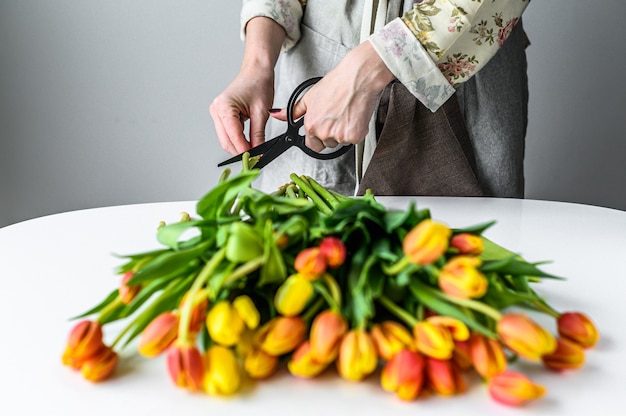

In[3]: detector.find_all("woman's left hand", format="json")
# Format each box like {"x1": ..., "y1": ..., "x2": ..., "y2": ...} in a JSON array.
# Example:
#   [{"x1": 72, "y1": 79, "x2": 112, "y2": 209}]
[{"x1": 270, "y1": 41, "x2": 395, "y2": 152}]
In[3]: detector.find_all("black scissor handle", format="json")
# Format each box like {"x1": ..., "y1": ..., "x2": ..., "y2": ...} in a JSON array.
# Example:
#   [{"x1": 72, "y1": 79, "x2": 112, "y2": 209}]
[{"x1": 285, "y1": 77, "x2": 353, "y2": 161}]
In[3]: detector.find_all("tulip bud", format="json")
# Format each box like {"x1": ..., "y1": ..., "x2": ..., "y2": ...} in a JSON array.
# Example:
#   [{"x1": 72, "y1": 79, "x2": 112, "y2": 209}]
[
  {"x1": 542, "y1": 337, "x2": 585, "y2": 371},
  {"x1": 371, "y1": 321, "x2": 414, "y2": 361},
  {"x1": 233, "y1": 295, "x2": 260, "y2": 330},
  {"x1": 206, "y1": 300, "x2": 245, "y2": 347},
  {"x1": 452, "y1": 340, "x2": 473, "y2": 370},
  {"x1": 137, "y1": 312, "x2": 179, "y2": 358},
  {"x1": 62, "y1": 320, "x2": 104, "y2": 368},
  {"x1": 337, "y1": 329, "x2": 378, "y2": 382},
  {"x1": 166, "y1": 340, "x2": 204, "y2": 391},
  {"x1": 557, "y1": 312, "x2": 599, "y2": 349},
  {"x1": 274, "y1": 274, "x2": 314, "y2": 317},
  {"x1": 309, "y1": 310, "x2": 348, "y2": 363},
  {"x1": 426, "y1": 316, "x2": 470, "y2": 342},
  {"x1": 254, "y1": 316, "x2": 307, "y2": 356},
  {"x1": 318, "y1": 236, "x2": 347, "y2": 268},
  {"x1": 80, "y1": 345, "x2": 119, "y2": 382},
  {"x1": 402, "y1": 219, "x2": 451, "y2": 266},
  {"x1": 469, "y1": 333, "x2": 507, "y2": 378},
  {"x1": 413, "y1": 321, "x2": 455, "y2": 360},
  {"x1": 118, "y1": 271, "x2": 141, "y2": 304},
  {"x1": 497, "y1": 313, "x2": 557, "y2": 360},
  {"x1": 294, "y1": 247, "x2": 327, "y2": 280},
  {"x1": 450, "y1": 233, "x2": 483, "y2": 255},
  {"x1": 488, "y1": 371, "x2": 546, "y2": 407},
  {"x1": 288, "y1": 341, "x2": 329, "y2": 378},
  {"x1": 381, "y1": 349, "x2": 425, "y2": 401},
  {"x1": 179, "y1": 289, "x2": 209, "y2": 334},
  {"x1": 425, "y1": 357, "x2": 465, "y2": 396},
  {"x1": 203, "y1": 345, "x2": 241, "y2": 396},
  {"x1": 244, "y1": 347, "x2": 278, "y2": 380},
  {"x1": 438, "y1": 256, "x2": 488, "y2": 299}
]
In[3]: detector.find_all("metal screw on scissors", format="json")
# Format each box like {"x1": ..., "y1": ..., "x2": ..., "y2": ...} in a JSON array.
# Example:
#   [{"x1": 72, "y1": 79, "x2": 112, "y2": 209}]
[{"x1": 217, "y1": 77, "x2": 353, "y2": 169}]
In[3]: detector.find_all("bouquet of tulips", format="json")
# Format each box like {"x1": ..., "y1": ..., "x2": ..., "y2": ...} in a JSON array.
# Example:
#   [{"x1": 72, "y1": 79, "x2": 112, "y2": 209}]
[{"x1": 62, "y1": 157, "x2": 599, "y2": 408}]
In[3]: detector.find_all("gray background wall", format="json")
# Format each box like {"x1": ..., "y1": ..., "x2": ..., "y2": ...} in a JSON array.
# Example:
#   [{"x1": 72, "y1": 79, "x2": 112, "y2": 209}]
[{"x1": 1, "y1": 1, "x2": 625, "y2": 228}]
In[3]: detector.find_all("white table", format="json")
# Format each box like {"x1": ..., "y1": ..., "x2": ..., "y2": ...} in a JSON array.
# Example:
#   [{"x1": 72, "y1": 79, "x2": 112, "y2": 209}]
[{"x1": 1, "y1": 197, "x2": 624, "y2": 415}]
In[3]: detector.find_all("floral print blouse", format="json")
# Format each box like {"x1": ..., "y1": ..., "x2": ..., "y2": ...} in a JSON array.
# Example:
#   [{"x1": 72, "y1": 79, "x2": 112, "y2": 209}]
[{"x1": 240, "y1": 0, "x2": 529, "y2": 112}]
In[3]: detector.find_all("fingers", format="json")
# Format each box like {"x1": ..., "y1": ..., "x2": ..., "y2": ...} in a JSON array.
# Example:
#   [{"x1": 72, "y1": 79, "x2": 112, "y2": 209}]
[
  {"x1": 210, "y1": 100, "x2": 251, "y2": 155},
  {"x1": 249, "y1": 108, "x2": 270, "y2": 148}
]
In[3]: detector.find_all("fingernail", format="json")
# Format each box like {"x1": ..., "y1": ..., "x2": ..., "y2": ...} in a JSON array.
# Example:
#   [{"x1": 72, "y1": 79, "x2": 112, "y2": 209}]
[{"x1": 268, "y1": 108, "x2": 281, "y2": 113}]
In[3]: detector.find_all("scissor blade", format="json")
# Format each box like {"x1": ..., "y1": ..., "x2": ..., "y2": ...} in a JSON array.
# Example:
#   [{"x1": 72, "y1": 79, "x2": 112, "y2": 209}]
[{"x1": 216, "y1": 139, "x2": 278, "y2": 167}]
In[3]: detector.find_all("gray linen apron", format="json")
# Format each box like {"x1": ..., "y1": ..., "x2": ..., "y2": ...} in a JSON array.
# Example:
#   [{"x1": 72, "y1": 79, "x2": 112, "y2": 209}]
[{"x1": 253, "y1": 1, "x2": 528, "y2": 198}]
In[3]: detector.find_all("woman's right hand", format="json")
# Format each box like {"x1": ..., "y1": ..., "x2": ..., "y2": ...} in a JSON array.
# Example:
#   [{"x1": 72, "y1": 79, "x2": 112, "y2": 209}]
[
  {"x1": 210, "y1": 71, "x2": 274, "y2": 155},
  {"x1": 210, "y1": 16, "x2": 286, "y2": 155}
]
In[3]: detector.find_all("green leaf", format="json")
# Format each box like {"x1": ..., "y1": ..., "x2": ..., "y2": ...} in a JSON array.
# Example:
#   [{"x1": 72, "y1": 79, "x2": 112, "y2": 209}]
[
  {"x1": 259, "y1": 220, "x2": 287, "y2": 286},
  {"x1": 129, "y1": 240, "x2": 211, "y2": 285},
  {"x1": 225, "y1": 222, "x2": 264, "y2": 263},
  {"x1": 157, "y1": 220, "x2": 204, "y2": 249},
  {"x1": 196, "y1": 170, "x2": 259, "y2": 220},
  {"x1": 70, "y1": 289, "x2": 119, "y2": 320},
  {"x1": 452, "y1": 220, "x2": 496, "y2": 236},
  {"x1": 481, "y1": 258, "x2": 562, "y2": 279}
]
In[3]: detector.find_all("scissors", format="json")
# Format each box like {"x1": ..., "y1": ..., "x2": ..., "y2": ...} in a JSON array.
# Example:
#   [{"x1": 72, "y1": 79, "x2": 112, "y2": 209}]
[{"x1": 218, "y1": 77, "x2": 353, "y2": 169}]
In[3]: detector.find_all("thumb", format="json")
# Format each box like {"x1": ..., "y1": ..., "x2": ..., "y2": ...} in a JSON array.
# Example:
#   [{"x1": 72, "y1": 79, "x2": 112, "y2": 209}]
[{"x1": 290, "y1": 98, "x2": 307, "y2": 120}]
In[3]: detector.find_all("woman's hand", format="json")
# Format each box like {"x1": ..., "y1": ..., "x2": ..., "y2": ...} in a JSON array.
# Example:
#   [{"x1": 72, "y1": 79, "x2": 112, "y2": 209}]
[
  {"x1": 271, "y1": 41, "x2": 395, "y2": 152},
  {"x1": 210, "y1": 17, "x2": 285, "y2": 155}
]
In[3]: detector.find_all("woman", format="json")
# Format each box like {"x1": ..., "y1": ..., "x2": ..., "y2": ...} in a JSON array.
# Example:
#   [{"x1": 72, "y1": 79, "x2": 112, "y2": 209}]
[{"x1": 211, "y1": 1, "x2": 530, "y2": 197}]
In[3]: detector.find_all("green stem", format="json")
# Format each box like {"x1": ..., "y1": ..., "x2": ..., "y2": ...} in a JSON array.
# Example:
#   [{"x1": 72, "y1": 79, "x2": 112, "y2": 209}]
[
  {"x1": 289, "y1": 173, "x2": 333, "y2": 215},
  {"x1": 383, "y1": 256, "x2": 411, "y2": 275},
  {"x1": 437, "y1": 292, "x2": 503, "y2": 322},
  {"x1": 321, "y1": 273, "x2": 342, "y2": 307},
  {"x1": 179, "y1": 248, "x2": 226, "y2": 341},
  {"x1": 378, "y1": 295, "x2": 418, "y2": 327},
  {"x1": 218, "y1": 168, "x2": 231, "y2": 183},
  {"x1": 304, "y1": 175, "x2": 340, "y2": 208},
  {"x1": 302, "y1": 297, "x2": 325, "y2": 322},
  {"x1": 223, "y1": 256, "x2": 265, "y2": 286},
  {"x1": 530, "y1": 298, "x2": 561, "y2": 318}
]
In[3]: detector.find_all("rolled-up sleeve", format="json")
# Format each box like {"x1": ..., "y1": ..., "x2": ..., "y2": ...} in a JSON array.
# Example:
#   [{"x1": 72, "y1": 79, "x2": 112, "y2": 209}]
[
  {"x1": 369, "y1": 0, "x2": 530, "y2": 112},
  {"x1": 240, "y1": 0, "x2": 305, "y2": 52}
]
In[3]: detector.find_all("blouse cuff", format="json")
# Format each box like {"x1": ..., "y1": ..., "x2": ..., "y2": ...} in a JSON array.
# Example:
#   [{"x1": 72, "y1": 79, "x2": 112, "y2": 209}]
[
  {"x1": 240, "y1": 0, "x2": 303, "y2": 52},
  {"x1": 368, "y1": 18, "x2": 455, "y2": 113}
]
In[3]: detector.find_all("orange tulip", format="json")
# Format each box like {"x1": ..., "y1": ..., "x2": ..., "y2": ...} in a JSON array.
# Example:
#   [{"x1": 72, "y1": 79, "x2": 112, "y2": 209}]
[
  {"x1": 294, "y1": 247, "x2": 327, "y2": 280},
  {"x1": 381, "y1": 349, "x2": 425, "y2": 401},
  {"x1": 438, "y1": 256, "x2": 488, "y2": 299},
  {"x1": 413, "y1": 321, "x2": 454, "y2": 360},
  {"x1": 469, "y1": 333, "x2": 507, "y2": 378},
  {"x1": 371, "y1": 321, "x2": 414, "y2": 361},
  {"x1": 166, "y1": 340, "x2": 204, "y2": 391},
  {"x1": 542, "y1": 337, "x2": 585, "y2": 371},
  {"x1": 450, "y1": 233, "x2": 483, "y2": 255},
  {"x1": 309, "y1": 310, "x2": 348, "y2": 363},
  {"x1": 426, "y1": 316, "x2": 470, "y2": 342},
  {"x1": 488, "y1": 371, "x2": 546, "y2": 407},
  {"x1": 288, "y1": 341, "x2": 329, "y2": 378},
  {"x1": 318, "y1": 236, "x2": 347, "y2": 268},
  {"x1": 452, "y1": 340, "x2": 473, "y2": 370},
  {"x1": 179, "y1": 289, "x2": 209, "y2": 334},
  {"x1": 557, "y1": 312, "x2": 599, "y2": 348},
  {"x1": 402, "y1": 219, "x2": 451, "y2": 266},
  {"x1": 337, "y1": 329, "x2": 378, "y2": 381},
  {"x1": 497, "y1": 313, "x2": 557, "y2": 360},
  {"x1": 80, "y1": 345, "x2": 119, "y2": 382},
  {"x1": 62, "y1": 320, "x2": 104, "y2": 368},
  {"x1": 254, "y1": 316, "x2": 307, "y2": 356},
  {"x1": 137, "y1": 312, "x2": 179, "y2": 358},
  {"x1": 425, "y1": 357, "x2": 465, "y2": 396},
  {"x1": 118, "y1": 271, "x2": 141, "y2": 304}
]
